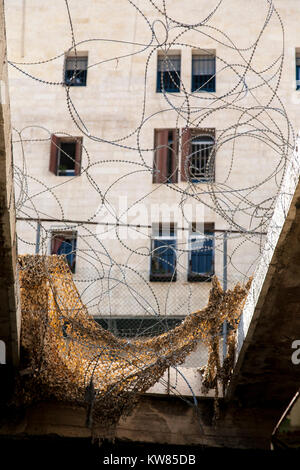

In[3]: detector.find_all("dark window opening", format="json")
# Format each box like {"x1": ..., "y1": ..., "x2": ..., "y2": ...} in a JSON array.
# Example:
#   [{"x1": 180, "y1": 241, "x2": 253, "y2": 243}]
[
  {"x1": 95, "y1": 317, "x2": 184, "y2": 338},
  {"x1": 49, "y1": 135, "x2": 82, "y2": 176},
  {"x1": 51, "y1": 231, "x2": 77, "y2": 273},
  {"x1": 192, "y1": 54, "x2": 216, "y2": 92},
  {"x1": 296, "y1": 54, "x2": 300, "y2": 90},
  {"x1": 189, "y1": 135, "x2": 215, "y2": 182},
  {"x1": 64, "y1": 56, "x2": 88, "y2": 87},
  {"x1": 188, "y1": 223, "x2": 214, "y2": 282},
  {"x1": 157, "y1": 54, "x2": 181, "y2": 93},
  {"x1": 58, "y1": 141, "x2": 76, "y2": 176},
  {"x1": 150, "y1": 223, "x2": 177, "y2": 281}
]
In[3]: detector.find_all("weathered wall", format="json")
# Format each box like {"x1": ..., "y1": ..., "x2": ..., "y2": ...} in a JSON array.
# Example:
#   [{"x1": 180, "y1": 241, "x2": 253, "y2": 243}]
[
  {"x1": 0, "y1": 396, "x2": 278, "y2": 449},
  {"x1": 0, "y1": 0, "x2": 20, "y2": 366},
  {"x1": 4, "y1": 0, "x2": 293, "y2": 314}
]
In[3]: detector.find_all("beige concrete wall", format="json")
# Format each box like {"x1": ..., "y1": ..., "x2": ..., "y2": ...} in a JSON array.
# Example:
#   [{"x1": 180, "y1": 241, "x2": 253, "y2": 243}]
[{"x1": 4, "y1": 0, "x2": 296, "y2": 321}]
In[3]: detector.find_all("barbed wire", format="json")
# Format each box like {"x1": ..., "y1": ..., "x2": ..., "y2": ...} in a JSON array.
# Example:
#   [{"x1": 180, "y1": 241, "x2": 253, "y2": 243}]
[{"x1": 7, "y1": 0, "x2": 296, "y2": 437}]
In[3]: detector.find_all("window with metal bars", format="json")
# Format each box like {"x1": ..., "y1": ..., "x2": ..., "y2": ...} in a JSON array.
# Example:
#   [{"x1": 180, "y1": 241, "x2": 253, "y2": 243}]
[
  {"x1": 150, "y1": 223, "x2": 177, "y2": 281},
  {"x1": 188, "y1": 223, "x2": 214, "y2": 282},
  {"x1": 64, "y1": 55, "x2": 88, "y2": 86},
  {"x1": 189, "y1": 135, "x2": 215, "y2": 182},
  {"x1": 192, "y1": 54, "x2": 216, "y2": 92},
  {"x1": 157, "y1": 54, "x2": 181, "y2": 93},
  {"x1": 94, "y1": 317, "x2": 184, "y2": 338},
  {"x1": 51, "y1": 231, "x2": 77, "y2": 273},
  {"x1": 296, "y1": 53, "x2": 300, "y2": 90}
]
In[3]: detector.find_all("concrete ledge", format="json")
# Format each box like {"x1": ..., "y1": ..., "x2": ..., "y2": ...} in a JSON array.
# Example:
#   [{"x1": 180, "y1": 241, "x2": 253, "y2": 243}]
[
  {"x1": 0, "y1": 396, "x2": 278, "y2": 449},
  {"x1": 227, "y1": 140, "x2": 300, "y2": 412}
]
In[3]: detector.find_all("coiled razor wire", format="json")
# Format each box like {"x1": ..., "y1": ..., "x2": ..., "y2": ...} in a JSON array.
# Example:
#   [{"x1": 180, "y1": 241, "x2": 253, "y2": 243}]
[{"x1": 7, "y1": 0, "x2": 295, "y2": 437}]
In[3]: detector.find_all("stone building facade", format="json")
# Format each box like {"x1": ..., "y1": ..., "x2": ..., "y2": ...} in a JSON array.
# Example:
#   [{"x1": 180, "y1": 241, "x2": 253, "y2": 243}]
[{"x1": 4, "y1": 0, "x2": 299, "y2": 343}]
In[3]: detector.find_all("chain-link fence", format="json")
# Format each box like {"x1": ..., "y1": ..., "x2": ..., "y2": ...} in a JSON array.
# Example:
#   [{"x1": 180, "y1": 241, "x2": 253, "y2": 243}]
[
  {"x1": 17, "y1": 218, "x2": 265, "y2": 368},
  {"x1": 72, "y1": 267, "x2": 247, "y2": 368}
]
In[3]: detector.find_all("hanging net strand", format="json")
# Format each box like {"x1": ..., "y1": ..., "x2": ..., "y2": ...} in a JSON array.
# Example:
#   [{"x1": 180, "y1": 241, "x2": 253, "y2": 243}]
[{"x1": 17, "y1": 254, "x2": 251, "y2": 438}]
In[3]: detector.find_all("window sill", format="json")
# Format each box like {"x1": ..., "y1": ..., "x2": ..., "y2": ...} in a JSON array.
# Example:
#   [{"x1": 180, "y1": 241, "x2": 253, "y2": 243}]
[
  {"x1": 55, "y1": 173, "x2": 81, "y2": 177},
  {"x1": 64, "y1": 83, "x2": 87, "y2": 87},
  {"x1": 150, "y1": 274, "x2": 177, "y2": 282},
  {"x1": 187, "y1": 274, "x2": 213, "y2": 282},
  {"x1": 191, "y1": 89, "x2": 216, "y2": 93},
  {"x1": 152, "y1": 181, "x2": 178, "y2": 184},
  {"x1": 156, "y1": 90, "x2": 180, "y2": 94},
  {"x1": 188, "y1": 179, "x2": 214, "y2": 184}
]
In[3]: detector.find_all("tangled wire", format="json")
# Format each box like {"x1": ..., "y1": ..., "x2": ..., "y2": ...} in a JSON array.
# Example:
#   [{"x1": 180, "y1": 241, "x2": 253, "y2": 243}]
[
  {"x1": 5, "y1": 0, "x2": 295, "y2": 437},
  {"x1": 16, "y1": 254, "x2": 251, "y2": 438}
]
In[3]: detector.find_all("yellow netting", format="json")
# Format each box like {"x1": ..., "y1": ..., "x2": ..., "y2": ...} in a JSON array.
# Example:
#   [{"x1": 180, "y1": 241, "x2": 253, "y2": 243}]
[{"x1": 17, "y1": 254, "x2": 251, "y2": 438}]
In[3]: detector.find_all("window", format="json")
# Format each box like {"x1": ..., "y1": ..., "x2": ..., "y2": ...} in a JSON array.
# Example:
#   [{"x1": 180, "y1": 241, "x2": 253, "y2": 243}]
[
  {"x1": 296, "y1": 52, "x2": 300, "y2": 90},
  {"x1": 190, "y1": 135, "x2": 215, "y2": 182},
  {"x1": 150, "y1": 223, "x2": 177, "y2": 281},
  {"x1": 181, "y1": 128, "x2": 215, "y2": 182},
  {"x1": 49, "y1": 135, "x2": 83, "y2": 176},
  {"x1": 64, "y1": 55, "x2": 88, "y2": 86},
  {"x1": 95, "y1": 317, "x2": 184, "y2": 338},
  {"x1": 157, "y1": 53, "x2": 181, "y2": 93},
  {"x1": 188, "y1": 223, "x2": 214, "y2": 282},
  {"x1": 192, "y1": 53, "x2": 216, "y2": 92},
  {"x1": 51, "y1": 231, "x2": 77, "y2": 273},
  {"x1": 153, "y1": 129, "x2": 178, "y2": 183}
]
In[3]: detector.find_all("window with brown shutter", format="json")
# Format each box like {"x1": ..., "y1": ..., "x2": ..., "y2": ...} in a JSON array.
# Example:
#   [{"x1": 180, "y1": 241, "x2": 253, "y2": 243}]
[
  {"x1": 49, "y1": 134, "x2": 59, "y2": 175},
  {"x1": 74, "y1": 137, "x2": 83, "y2": 176},
  {"x1": 49, "y1": 135, "x2": 83, "y2": 176},
  {"x1": 180, "y1": 128, "x2": 191, "y2": 182},
  {"x1": 153, "y1": 129, "x2": 178, "y2": 183},
  {"x1": 181, "y1": 128, "x2": 215, "y2": 182}
]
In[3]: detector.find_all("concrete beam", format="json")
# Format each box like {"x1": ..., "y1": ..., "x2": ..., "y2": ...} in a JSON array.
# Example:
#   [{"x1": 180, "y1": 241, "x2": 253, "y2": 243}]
[
  {"x1": 0, "y1": 396, "x2": 278, "y2": 449},
  {"x1": 0, "y1": 0, "x2": 20, "y2": 366},
  {"x1": 228, "y1": 141, "x2": 300, "y2": 412}
]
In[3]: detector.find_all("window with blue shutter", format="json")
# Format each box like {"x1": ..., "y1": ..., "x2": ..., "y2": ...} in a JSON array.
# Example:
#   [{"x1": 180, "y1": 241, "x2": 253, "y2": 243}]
[
  {"x1": 150, "y1": 223, "x2": 177, "y2": 281},
  {"x1": 192, "y1": 54, "x2": 216, "y2": 92},
  {"x1": 51, "y1": 231, "x2": 77, "y2": 273},
  {"x1": 296, "y1": 54, "x2": 300, "y2": 90},
  {"x1": 157, "y1": 54, "x2": 181, "y2": 93},
  {"x1": 188, "y1": 224, "x2": 214, "y2": 281}
]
